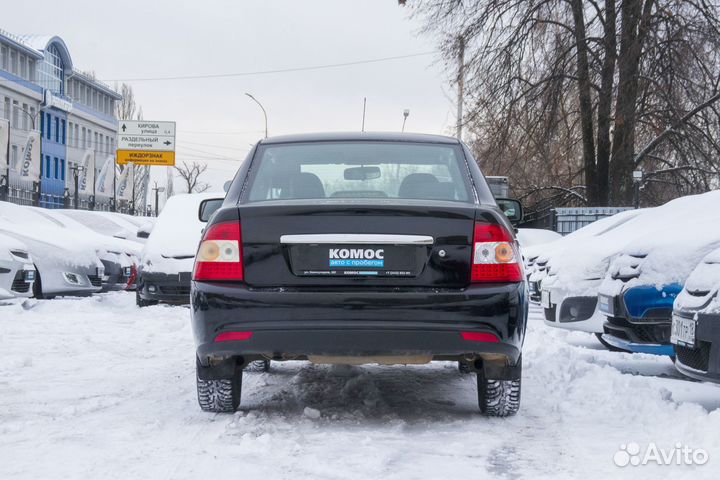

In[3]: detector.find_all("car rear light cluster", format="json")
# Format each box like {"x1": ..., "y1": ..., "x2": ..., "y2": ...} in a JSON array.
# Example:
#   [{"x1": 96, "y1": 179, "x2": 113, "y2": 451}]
[
  {"x1": 471, "y1": 222, "x2": 523, "y2": 283},
  {"x1": 193, "y1": 221, "x2": 244, "y2": 281}
]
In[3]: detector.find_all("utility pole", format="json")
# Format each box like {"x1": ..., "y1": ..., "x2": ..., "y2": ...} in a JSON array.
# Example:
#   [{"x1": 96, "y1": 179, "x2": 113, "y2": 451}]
[
  {"x1": 245, "y1": 93, "x2": 268, "y2": 138},
  {"x1": 456, "y1": 35, "x2": 465, "y2": 141},
  {"x1": 361, "y1": 97, "x2": 367, "y2": 132}
]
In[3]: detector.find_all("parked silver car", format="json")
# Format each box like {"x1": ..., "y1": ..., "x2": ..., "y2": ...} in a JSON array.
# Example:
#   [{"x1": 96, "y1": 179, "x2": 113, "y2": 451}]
[
  {"x1": 0, "y1": 232, "x2": 35, "y2": 300},
  {"x1": 0, "y1": 201, "x2": 104, "y2": 298}
]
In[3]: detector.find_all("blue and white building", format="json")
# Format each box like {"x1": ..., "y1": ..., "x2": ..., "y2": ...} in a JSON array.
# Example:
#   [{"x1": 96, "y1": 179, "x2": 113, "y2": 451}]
[{"x1": 0, "y1": 28, "x2": 121, "y2": 208}]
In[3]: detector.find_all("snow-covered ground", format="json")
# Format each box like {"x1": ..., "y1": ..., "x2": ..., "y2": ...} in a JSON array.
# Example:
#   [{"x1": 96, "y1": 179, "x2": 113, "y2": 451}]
[{"x1": 1, "y1": 294, "x2": 719, "y2": 479}]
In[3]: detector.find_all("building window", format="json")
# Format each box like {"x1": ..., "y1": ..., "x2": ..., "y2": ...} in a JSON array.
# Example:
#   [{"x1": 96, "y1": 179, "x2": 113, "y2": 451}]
[
  {"x1": 46, "y1": 113, "x2": 52, "y2": 140},
  {"x1": 22, "y1": 103, "x2": 28, "y2": 130},
  {"x1": 0, "y1": 45, "x2": 8, "y2": 71},
  {"x1": 10, "y1": 49, "x2": 17, "y2": 75},
  {"x1": 54, "y1": 157, "x2": 59, "y2": 179},
  {"x1": 40, "y1": 110, "x2": 44, "y2": 133},
  {"x1": 3, "y1": 97, "x2": 10, "y2": 120},
  {"x1": 11, "y1": 145, "x2": 18, "y2": 168},
  {"x1": 28, "y1": 60, "x2": 35, "y2": 82},
  {"x1": 61, "y1": 119, "x2": 66, "y2": 144},
  {"x1": 74, "y1": 124, "x2": 79, "y2": 147},
  {"x1": 60, "y1": 159, "x2": 66, "y2": 181},
  {"x1": 29, "y1": 107, "x2": 35, "y2": 129},
  {"x1": 12, "y1": 101, "x2": 19, "y2": 128},
  {"x1": 45, "y1": 155, "x2": 51, "y2": 178},
  {"x1": 19, "y1": 54, "x2": 27, "y2": 79},
  {"x1": 38, "y1": 44, "x2": 65, "y2": 95}
]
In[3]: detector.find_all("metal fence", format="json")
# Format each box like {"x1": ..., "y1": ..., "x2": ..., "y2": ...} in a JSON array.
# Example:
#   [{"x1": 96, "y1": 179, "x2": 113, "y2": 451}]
[{"x1": 519, "y1": 207, "x2": 632, "y2": 235}]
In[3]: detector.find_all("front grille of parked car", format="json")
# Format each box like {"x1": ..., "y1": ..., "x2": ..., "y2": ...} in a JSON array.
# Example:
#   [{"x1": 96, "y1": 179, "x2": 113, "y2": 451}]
[
  {"x1": 605, "y1": 316, "x2": 670, "y2": 343},
  {"x1": 88, "y1": 275, "x2": 103, "y2": 287},
  {"x1": 10, "y1": 250, "x2": 29, "y2": 259},
  {"x1": 159, "y1": 285, "x2": 191, "y2": 296},
  {"x1": 11, "y1": 271, "x2": 30, "y2": 293},
  {"x1": 676, "y1": 342, "x2": 711, "y2": 372}
]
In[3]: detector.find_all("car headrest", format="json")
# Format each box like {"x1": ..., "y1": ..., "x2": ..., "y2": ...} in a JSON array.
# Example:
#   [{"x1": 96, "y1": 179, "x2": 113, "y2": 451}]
[{"x1": 285, "y1": 172, "x2": 325, "y2": 199}]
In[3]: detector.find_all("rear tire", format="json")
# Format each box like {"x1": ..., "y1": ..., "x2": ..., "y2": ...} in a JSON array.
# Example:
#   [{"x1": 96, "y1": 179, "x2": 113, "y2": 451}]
[
  {"x1": 136, "y1": 289, "x2": 158, "y2": 308},
  {"x1": 196, "y1": 363, "x2": 242, "y2": 413},
  {"x1": 477, "y1": 358, "x2": 521, "y2": 417}
]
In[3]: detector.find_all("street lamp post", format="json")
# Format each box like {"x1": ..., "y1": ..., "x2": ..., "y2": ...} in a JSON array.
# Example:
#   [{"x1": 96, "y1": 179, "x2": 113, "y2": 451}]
[
  {"x1": 70, "y1": 164, "x2": 85, "y2": 209},
  {"x1": 245, "y1": 93, "x2": 268, "y2": 139},
  {"x1": 152, "y1": 181, "x2": 165, "y2": 217},
  {"x1": 632, "y1": 170, "x2": 644, "y2": 209},
  {"x1": 402, "y1": 109, "x2": 410, "y2": 133}
]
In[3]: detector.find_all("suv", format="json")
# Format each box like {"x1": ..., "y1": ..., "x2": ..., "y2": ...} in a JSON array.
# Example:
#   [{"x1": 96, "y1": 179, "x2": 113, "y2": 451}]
[{"x1": 190, "y1": 133, "x2": 528, "y2": 416}]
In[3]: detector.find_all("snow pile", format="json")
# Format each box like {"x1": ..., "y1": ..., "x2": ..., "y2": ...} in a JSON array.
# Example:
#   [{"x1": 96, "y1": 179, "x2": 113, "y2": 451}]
[
  {"x1": 141, "y1": 192, "x2": 223, "y2": 274},
  {"x1": 1, "y1": 295, "x2": 719, "y2": 479},
  {"x1": 0, "y1": 201, "x2": 100, "y2": 268},
  {"x1": 517, "y1": 228, "x2": 562, "y2": 249}
]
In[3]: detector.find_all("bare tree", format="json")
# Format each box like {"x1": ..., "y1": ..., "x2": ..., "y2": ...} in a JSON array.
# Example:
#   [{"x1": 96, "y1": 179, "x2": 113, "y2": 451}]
[
  {"x1": 406, "y1": 0, "x2": 720, "y2": 209},
  {"x1": 114, "y1": 83, "x2": 137, "y2": 121},
  {"x1": 174, "y1": 162, "x2": 210, "y2": 193}
]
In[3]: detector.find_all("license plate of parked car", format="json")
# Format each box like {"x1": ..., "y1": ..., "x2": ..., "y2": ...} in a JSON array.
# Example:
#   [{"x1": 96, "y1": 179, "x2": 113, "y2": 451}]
[
  {"x1": 597, "y1": 294, "x2": 614, "y2": 315},
  {"x1": 670, "y1": 314, "x2": 696, "y2": 347},
  {"x1": 540, "y1": 289, "x2": 551, "y2": 309}
]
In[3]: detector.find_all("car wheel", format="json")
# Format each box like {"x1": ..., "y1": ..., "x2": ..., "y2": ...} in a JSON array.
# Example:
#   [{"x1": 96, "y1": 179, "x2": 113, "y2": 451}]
[
  {"x1": 595, "y1": 333, "x2": 627, "y2": 352},
  {"x1": 196, "y1": 361, "x2": 242, "y2": 413},
  {"x1": 477, "y1": 359, "x2": 521, "y2": 417},
  {"x1": 136, "y1": 289, "x2": 158, "y2": 308},
  {"x1": 32, "y1": 267, "x2": 44, "y2": 299},
  {"x1": 246, "y1": 359, "x2": 271, "y2": 372}
]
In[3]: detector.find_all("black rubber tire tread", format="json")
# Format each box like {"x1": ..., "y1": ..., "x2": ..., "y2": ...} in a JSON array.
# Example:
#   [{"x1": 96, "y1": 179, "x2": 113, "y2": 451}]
[
  {"x1": 136, "y1": 289, "x2": 158, "y2": 308},
  {"x1": 196, "y1": 367, "x2": 242, "y2": 413},
  {"x1": 477, "y1": 358, "x2": 521, "y2": 417}
]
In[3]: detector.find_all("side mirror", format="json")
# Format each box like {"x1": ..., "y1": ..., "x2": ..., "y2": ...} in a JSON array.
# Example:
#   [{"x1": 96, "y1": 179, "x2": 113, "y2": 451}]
[
  {"x1": 223, "y1": 180, "x2": 232, "y2": 193},
  {"x1": 137, "y1": 222, "x2": 154, "y2": 239},
  {"x1": 198, "y1": 198, "x2": 224, "y2": 222},
  {"x1": 496, "y1": 197, "x2": 524, "y2": 225}
]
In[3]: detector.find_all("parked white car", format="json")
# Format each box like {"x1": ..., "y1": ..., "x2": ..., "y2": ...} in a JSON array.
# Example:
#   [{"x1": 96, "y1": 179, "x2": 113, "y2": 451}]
[
  {"x1": 32, "y1": 208, "x2": 142, "y2": 291},
  {"x1": 57, "y1": 209, "x2": 149, "y2": 244},
  {"x1": 0, "y1": 201, "x2": 104, "y2": 298},
  {"x1": 0, "y1": 232, "x2": 35, "y2": 300}
]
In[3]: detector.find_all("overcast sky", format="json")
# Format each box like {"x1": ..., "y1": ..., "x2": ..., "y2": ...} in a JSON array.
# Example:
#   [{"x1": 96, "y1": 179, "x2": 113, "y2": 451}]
[{"x1": 4, "y1": 0, "x2": 454, "y2": 191}]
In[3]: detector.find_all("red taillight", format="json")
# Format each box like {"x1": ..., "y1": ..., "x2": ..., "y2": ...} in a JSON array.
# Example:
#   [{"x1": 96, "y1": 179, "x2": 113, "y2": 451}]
[
  {"x1": 471, "y1": 222, "x2": 523, "y2": 283},
  {"x1": 461, "y1": 331, "x2": 500, "y2": 343},
  {"x1": 193, "y1": 221, "x2": 244, "y2": 281},
  {"x1": 215, "y1": 331, "x2": 253, "y2": 342}
]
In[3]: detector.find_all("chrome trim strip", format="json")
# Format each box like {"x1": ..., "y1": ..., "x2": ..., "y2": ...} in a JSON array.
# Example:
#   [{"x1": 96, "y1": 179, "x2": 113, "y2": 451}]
[{"x1": 280, "y1": 234, "x2": 434, "y2": 245}]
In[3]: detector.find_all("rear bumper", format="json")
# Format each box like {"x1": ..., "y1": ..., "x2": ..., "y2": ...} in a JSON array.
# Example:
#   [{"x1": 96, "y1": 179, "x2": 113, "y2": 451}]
[
  {"x1": 674, "y1": 311, "x2": 720, "y2": 383},
  {"x1": 191, "y1": 282, "x2": 527, "y2": 366},
  {"x1": 138, "y1": 271, "x2": 191, "y2": 304}
]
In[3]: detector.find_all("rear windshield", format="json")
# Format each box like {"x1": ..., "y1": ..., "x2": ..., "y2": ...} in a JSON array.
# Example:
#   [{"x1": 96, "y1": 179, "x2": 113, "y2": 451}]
[{"x1": 247, "y1": 142, "x2": 471, "y2": 202}]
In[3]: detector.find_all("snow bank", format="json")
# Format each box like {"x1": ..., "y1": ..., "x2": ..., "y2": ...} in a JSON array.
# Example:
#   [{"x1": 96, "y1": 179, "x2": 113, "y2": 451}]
[{"x1": 517, "y1": 228, "x2": 562, "y2": 249}]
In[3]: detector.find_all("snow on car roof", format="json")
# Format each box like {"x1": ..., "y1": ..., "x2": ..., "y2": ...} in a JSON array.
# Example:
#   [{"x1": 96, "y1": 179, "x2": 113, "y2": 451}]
[{"x1": 142, "y1": 192, "x2": 224, "y2": 267}]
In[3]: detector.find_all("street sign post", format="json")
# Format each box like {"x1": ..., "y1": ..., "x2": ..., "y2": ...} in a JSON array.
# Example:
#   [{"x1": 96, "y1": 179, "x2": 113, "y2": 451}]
[{"x1": 116, "y1": 120, "x2": 176, "y2": 166}]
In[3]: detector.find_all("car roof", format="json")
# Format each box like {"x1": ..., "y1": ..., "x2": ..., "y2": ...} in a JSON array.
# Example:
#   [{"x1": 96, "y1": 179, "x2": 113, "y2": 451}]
[{"x1": 259, "y1": 132, "x2": 461, "y2": 146}]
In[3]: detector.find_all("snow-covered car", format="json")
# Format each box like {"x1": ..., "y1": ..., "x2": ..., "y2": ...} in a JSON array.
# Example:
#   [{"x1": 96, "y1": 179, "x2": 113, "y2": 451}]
[
  {"x1": 137, "y1": 192, "x2": 223, "y2": 307},
  {"x1": 31, "y1": 208, "x2": 141, "y2": 291},
  {"x1": 0, "y1": 202, "x2": 104, "y2": 298},
  {"x1": 671, "y1": 247, "x2": 720, "y2": 382},
  {"x1": 0, "y1": 233, "x2": 35, "y2": 300},
  {"x1": 597, "y1": 191, "x2": 720, "y2": 355},
  {"x1": 524, "y1": 211, "x2": 642, "y2": 303},
  {"x1": 57, "y1": 209, "x2": 149, "y2": 244},
  {"x1": 540, "y1": 209, "x2": 650, "y2": 339}
]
